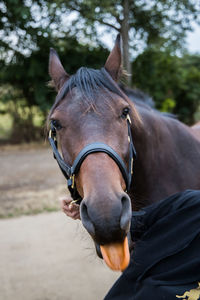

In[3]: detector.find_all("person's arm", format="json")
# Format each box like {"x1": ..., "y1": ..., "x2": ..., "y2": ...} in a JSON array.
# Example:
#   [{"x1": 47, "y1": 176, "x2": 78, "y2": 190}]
[{"x1": 60, "y1": 197, "x2": 81, "y2": 220}]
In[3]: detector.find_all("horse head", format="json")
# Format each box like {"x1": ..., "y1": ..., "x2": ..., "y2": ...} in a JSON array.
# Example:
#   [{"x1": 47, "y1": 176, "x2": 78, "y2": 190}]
[{"x1": 48, "y1": 35, "x2": 140, "y2": 271}]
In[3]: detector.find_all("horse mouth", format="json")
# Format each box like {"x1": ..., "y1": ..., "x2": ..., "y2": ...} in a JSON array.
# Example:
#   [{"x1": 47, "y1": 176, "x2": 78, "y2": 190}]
[{"x1": 95, "y1": 236, "x2": 130, "y2": 271}]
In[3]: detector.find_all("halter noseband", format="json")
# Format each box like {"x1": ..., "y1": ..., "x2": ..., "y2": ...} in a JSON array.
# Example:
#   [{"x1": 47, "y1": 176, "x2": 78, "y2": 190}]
[{"x1": 48, "y1": 115, "x2": 136, "y2": 203}]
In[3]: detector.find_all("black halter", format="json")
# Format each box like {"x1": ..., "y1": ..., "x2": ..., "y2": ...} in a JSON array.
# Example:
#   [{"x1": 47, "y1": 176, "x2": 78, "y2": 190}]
[{"x1": 48, "y1": 115, "x2": 136, "y2": 203}]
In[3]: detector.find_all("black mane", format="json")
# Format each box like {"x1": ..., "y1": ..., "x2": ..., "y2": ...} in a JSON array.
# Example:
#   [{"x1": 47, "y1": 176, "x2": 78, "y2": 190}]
[
  {"x1": 49, "y1": 66, "x2": 176, "y2": 120},
  {"x1": 49, "y1": 67, "x2": 126, "y2": 116},
  {"x1": 119, "y1": 84, "x2": 155, "y2": 110}
]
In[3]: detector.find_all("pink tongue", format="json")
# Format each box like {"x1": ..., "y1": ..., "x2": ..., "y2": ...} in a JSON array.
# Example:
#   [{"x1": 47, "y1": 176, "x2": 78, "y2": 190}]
[{"x1": 100, "y1": 237, "x2": 130, "y2": 271}]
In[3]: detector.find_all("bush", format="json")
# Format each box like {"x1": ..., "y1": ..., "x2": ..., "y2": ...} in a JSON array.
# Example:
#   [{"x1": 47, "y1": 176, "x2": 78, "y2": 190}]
[{"x1": 132, "y1": 49, "x2": 200, "y2": 124}]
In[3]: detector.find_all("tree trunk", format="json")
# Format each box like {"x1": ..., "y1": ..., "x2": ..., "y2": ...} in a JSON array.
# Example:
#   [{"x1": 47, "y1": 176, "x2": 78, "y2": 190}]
[{"x1": 121, "y1": 0, "x2": 131, "y2": 85}]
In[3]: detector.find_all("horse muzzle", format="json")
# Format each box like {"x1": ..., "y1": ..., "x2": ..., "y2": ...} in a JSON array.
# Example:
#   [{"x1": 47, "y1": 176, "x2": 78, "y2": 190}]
[{"x1": 80, "y1": 193, "x2": 132, "y2": 271}]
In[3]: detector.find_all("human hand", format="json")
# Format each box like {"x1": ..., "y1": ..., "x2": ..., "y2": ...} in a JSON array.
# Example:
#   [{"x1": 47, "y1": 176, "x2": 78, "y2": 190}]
[{"x1": 60, "y1": 197, "x2": 81, "y2": 220}]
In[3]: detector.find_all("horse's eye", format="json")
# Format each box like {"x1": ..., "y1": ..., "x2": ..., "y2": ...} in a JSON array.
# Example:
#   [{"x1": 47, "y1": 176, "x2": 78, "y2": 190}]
[
  {"x1": 51, "y1": 120, "x2": 62, "y2": 130},
  {"x1": 121, "y1": 107, "x2": 130, "y2": 119}
]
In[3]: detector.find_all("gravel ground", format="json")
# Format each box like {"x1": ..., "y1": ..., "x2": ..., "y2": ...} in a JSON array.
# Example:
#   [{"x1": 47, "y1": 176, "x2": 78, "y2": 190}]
[{"x1": 0, "y1": 144, "x2": 67, "y2": 218}]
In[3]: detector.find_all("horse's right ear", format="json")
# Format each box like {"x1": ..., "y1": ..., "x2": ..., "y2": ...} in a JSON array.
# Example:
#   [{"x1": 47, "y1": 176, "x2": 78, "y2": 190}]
[{"x1": 49, "y1": 48, "x2": 69, "y2": 91}]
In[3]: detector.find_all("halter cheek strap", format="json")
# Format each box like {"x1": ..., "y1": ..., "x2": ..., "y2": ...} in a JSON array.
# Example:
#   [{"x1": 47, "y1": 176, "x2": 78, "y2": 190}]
[{"x1": 48, "y1": 115, "x2": 136, "y2": 202}]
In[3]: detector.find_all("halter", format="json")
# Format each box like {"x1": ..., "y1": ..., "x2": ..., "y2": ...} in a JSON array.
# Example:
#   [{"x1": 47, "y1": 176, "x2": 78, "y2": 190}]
[{"x1": 48, "y1": 115, "x2": 136, "y2": 203}]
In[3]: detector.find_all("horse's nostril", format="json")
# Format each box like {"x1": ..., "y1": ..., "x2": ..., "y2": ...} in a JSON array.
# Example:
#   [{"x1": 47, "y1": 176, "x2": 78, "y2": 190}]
[
  {"x1": 80, "y1": 201, "x2": 95, "y2": 236},
  {"x1": 120, "y1": 195, "x2": 132, "y2": 232}
]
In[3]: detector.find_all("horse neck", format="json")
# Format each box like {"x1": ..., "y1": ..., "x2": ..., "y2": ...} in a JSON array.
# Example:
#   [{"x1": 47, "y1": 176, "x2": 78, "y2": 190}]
[{"x1": 129, "y1": 106, "x2": 200, "y2": 210}]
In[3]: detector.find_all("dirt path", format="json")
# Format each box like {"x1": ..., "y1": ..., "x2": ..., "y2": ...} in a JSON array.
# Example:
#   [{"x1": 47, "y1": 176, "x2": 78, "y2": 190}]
[
  {"x1": 0, "y1": 144, "x2": 67, "y2": 217},
  {"x1": 0, "y1": 211, "x2": 119, "y2": 300}
]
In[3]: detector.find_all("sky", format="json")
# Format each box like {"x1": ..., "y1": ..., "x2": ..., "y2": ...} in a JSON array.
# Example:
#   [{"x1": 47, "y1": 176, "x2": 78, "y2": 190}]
[{"x1": 187, "y1": 23, "x2": 200, "y2": 54}]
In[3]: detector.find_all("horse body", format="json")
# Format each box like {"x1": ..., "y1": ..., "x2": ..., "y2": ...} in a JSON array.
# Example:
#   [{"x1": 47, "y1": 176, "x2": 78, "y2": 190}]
[{"x1": 129, "y1": 105, "x2": 200, "y2": 210}]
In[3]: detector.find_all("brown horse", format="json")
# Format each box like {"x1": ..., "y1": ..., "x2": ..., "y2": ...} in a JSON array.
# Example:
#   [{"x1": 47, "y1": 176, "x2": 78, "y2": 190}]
[
  {"x1": 48, "y1": 35, "x2": 200, "y2": 271},
  {"x1": 191, "y1": 121, "x2": 200, "y2": 140}
]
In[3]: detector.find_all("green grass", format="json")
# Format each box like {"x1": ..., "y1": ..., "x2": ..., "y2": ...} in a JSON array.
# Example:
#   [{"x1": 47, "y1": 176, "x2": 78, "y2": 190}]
[
  {"x1": 0, "y1": 112, "x2": 13, "y2": 140},
  {"x1": 0, "y1": 206, "x2": 60, "y2": 219},
  {"x1": 0, "y1": 101, "x2": 45, "y2": 141},
  {"x1": 194, "y1": 106, "x2": 200, "y2": 122}
]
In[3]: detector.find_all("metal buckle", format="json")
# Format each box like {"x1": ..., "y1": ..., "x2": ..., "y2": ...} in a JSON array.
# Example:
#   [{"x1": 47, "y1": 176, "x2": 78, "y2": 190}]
[
  {"x1": 70, "y1": 174, "x2": 75, "y2": 189},
  {"x1": 49, "y1": 128, "x2": 56, "y2": 140},
  {"x1": 49, "y1": 129, "x2": 52, "y2": 138},
  {"x1": 127, "y1": 114, "x2": 131, "y2": 124},
  {"x1": 131, "y1": 158, "x2": 134, "y2": 174},
  {"x1": 70, "y1": 199, "x2": 79, "y2": 205}
]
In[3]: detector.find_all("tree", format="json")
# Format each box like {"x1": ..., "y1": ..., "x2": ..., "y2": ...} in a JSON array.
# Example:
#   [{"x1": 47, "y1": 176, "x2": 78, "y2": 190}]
[
  {"x1": 0, "y1": 0, "x2": 109, "y2": 142},
  {"x1": 54, "y1": 0, "x2": 199, "y2": 85},
  {"x1": 0, "y1": 0, "x2": 60, "y2": 58},
  {"x1": 132, "y1": 48, "x2": 200, "y2": 124}
]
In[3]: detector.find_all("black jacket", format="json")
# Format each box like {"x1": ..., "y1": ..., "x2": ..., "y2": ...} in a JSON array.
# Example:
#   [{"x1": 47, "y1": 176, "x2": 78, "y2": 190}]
[{"x1": 104, "y1": 190, "x2": 200, "y2": 300}]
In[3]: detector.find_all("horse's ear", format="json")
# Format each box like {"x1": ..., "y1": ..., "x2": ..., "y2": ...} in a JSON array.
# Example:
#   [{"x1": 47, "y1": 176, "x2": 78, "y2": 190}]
[
  {"x1": 49, "y1": 48, "x2": 69, "y2": 91},
  {"x1": 104, "y1": 34, "x2": 122, "y2": 81}
]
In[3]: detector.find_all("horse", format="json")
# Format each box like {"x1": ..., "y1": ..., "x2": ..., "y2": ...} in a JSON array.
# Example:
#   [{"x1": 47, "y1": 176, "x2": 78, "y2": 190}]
[
  {"x1": 119, "y1": 83, "x2": 155, "y2": 109},
  {"x1": 48, "y1": 34, "x2": 200, "y2": 272},
  {"x1": 191, "y1": 121, "x2": 200, "y2": 140}
]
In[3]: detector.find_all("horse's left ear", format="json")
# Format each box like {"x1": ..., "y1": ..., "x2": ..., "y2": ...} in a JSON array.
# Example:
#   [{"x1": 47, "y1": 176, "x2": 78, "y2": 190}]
[{"x1": 104, "y1": 34, "x2": 122, "y2": 81}]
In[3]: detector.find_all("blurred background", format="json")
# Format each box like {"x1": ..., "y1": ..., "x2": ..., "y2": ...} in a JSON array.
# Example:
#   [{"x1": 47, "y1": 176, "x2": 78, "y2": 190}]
[{"x1": 0, "y1": 0, "x2": 200, "y2": 299}]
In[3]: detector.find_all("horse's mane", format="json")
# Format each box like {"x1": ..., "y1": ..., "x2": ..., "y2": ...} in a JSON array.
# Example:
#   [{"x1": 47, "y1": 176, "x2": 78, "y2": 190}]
[
  {"x1": 49, "y1": 66, "x2": 175, "y2": 123},
  {"x1": 119, "y1": 84, "x2": 177, "y2": 120},
  {"x1": 119, "y1": 84, "x2": 155, "y2": 110},
  {"x1": 49, "y1": 67, "x2": 141, "y2": 125}
]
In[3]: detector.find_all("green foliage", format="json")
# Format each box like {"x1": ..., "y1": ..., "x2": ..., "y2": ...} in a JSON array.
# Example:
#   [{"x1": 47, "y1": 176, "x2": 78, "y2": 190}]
[
  {"x1": 0, "y1": 36, "x2": 108, "y2": 109},
  {"x1": 0, "y1": 37, "x2": 108, "y2": 142},
  {"x1": 52, "y1": 0, "x2": 200, "y2": 85},
  {"x1": 0, "y1": 1, "x2": 109, "y2": 142},
  {"x1": 160, "y1": 98, "x2": 176, "y2": 113},
  {"x1": 0, "y1": 0, "x2": 200, "y2": 142},
  {"x1": 54, "y1": 0, "x2": 199, "y2": 50},
  {"x1": 132, "y1": 49, "x2": 200, "y2": 124},
  {"x1": 0, "y1": 102, "x2": 13, "y2": 140}
]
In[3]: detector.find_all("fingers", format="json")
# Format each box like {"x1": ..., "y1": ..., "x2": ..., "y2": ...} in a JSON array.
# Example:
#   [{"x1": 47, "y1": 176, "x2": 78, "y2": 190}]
[
  {"x1": 60, "y1": 196, "x2": 81, "y2": 220},
  {"x1": 60, "y1": 197, "x2": 73, "y2": 206},
  {"x1": 64, "y1": 210, "x2": 80, "y2": 220}
]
